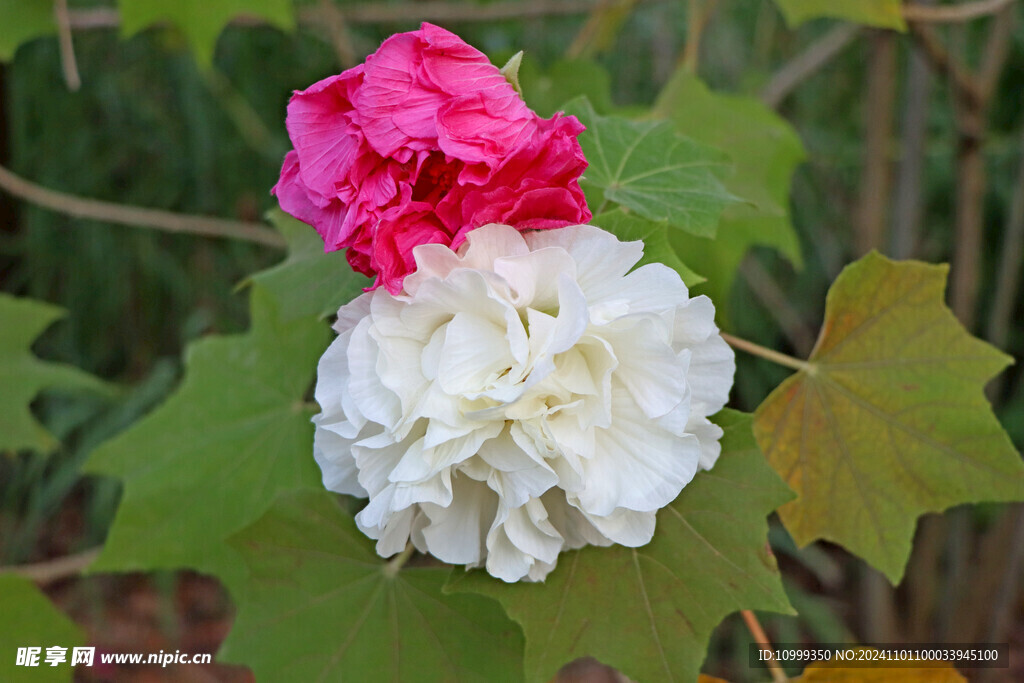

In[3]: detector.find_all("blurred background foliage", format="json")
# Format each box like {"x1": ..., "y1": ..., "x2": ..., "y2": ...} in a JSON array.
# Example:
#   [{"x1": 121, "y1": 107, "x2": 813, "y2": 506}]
[{"x1": 1, "y1": 0, "x2": 1023, "y2": 680}]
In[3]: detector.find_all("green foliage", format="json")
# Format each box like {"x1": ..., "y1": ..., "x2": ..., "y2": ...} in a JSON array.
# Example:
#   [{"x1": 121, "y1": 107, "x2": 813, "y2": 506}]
[
  {"x1": 245, "y1": 210, "x2": 369, "y2": 321},
  {"x1": 773, "y1": 0, "x2": 906, "y2": 30},
  {"x1": 0, "y1": 0, "x2": 53, "y2": 61},
  {"x1": 83, "y1": 286, "x2": 327, "y2": 588},
  {"x1": 0, "y1": 294, "x2": 112, "y2": 453},
  {"x1": 117, "y1": 0, "x2": 295, "y2": 66},
  {"x1": 593, "y1": 208, "x2": 704, "y2": 286},
  {"x1": 563, "y1": 97, "x2": 738, "y2": 237},
  {"x1": 754, "y1": 252, "x2": 1024, "y2": 582},
  {"x1": 654, "y1": 70, "x2": 804, "y2": 316},
  {"x1": 453, "y1": 411, "x2": 794, "y2": 683},
  {"x1": 519, "y1": 59, "x2": 615, "y2": 118},
  {"x1": 0, "y1": 576, "x2": 83, "y2": 682},
  {"x1": 221, "y1": 489, "x2": 525, "y2": 682}
]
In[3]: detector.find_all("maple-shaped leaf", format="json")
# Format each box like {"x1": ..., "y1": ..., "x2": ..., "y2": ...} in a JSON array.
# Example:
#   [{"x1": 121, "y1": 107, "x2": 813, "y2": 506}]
[
  {"x1": 0, "y1": 293, "x2": 113, "y2": 453},
  {"x1": 0, "y1": 576, "x2": 84, "y2": 683},
  {"x1": 563, "y1": 97, "x2": 738, "y2": 238},
  {"x1": 0, "y1": 0, "x2": 54, "y2": 62},
  {"x1": 452, "y1": 411, "x2": 794, "y2": 683},
  {"x1": 220, "y1": 489, "x2": 524, "y2": 682},
  {"x1": 244, "y1": 209, "x2": 369, "y2": 322},
  {"x1": 84, "y1": 286, "x2": 327, "y2": 588},
  {"x1": 773, "y1": 0, "x2": 906, "y2": 30},
  {"x1": 653, "y1": 71, "x2": 804, "y2": 320},
  {"x1": 754, "y1": 252, "x2": 1024, "y2": 582},
  {"x1": 117, "y1": 0, "x2": 294, "y2": 66}
]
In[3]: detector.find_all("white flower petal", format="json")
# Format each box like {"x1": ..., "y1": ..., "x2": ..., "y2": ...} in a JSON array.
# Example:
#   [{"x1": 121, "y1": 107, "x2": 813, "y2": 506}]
[
  {"x1": 313, "y1": 417, "x2": 365, "y2": 496},
  {"x1": 313, "y1": 223, "x2": 734, "y2": 582}
]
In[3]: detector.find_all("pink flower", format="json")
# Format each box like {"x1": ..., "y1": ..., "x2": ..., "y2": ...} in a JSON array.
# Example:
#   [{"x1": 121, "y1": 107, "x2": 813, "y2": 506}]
[{"x1": 273, "y1": 23, "x2": 591, "y2": 293}]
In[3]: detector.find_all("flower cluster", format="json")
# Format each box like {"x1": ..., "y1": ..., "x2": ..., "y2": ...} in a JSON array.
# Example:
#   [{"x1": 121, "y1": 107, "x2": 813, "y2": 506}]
[
  {"x1": 275, "y1": 23, "x2": 590, "y2": 293},
  {"x1": 312, "y1": 224, "x2": 734, "y2": 581},
  {"x1": 280, "y1": 24, "x2": 737, "y2": 582}
]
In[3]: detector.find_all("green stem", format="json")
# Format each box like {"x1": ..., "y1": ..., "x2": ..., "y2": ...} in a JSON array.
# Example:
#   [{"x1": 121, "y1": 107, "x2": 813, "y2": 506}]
[
  {"x1": 384, "y1": 543, "x2": 416, "y2": 578},
  {"x1": 721, "y1": 332, "x2": 811, "y2": 373}
]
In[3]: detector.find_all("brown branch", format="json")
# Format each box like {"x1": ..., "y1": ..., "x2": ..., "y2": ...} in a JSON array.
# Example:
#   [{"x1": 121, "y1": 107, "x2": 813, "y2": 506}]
[
  {"x1": 67, "y1": 0, "x2": 663, "y2": 31},
  {"x1": 760, "y1": 24, "x2": 862, "y2": 109},
  {"x1": 854, "y1": 30, "x2": 898, "y2": 256},
  {"x1": 908, "y1": 22, "x2": 982, "y2": 106},
  {"x1": 891, "y1": 9, "x2": 933, "y2": 259},
  {"x1": 53, "y1": 0, "x2": 81, "y2": 91},
  {"x1": 0, "y1": 547, "x2": 100, "y2": 585},
  {"x1": 986, "y1": 124, "x2": 1024, "y2": 397},
  {"x1": 903, "y1": 0, "x2": 1015, "y2": 23},
  {"x1": 319, "y1": 0, "x2": 357, "y2": 68},
  {"x1": 0, "y1": 163, "x2": 285, "y2": 248},
  {"x1": 741, "y1": 610, "x2": 788, "y2": 683},
  {"x1": 681, "y1": 0, "x2": 719, "y2": 73}
]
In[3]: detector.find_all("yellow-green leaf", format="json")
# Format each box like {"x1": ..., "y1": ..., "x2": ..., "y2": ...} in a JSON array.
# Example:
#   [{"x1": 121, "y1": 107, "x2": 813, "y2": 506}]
[
  {"x1": 0, "y1": 294, "x2": 113, "y2": 453},
  {"x1": 0, "y1": 576, "x2": 84, "y2": 683},
  {"x1": 774, "y1": 0, "x2": 906, "y2": 30},
  {"x1": 117, "y1": 0, "x2": 294, "y2": 66},
  {"x1": 0, "y1": 0, "x2": 55, "y2": 62},
  {"x1": 754, "y1": 252, "x2": 1024, "y2": 582},
  {"x1": 797, "y1": 654, "x2": 966, "y2": 681}
]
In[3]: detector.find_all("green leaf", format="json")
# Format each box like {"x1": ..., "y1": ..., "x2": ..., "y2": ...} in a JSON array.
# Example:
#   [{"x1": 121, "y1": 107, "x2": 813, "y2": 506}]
[
  {"x1": 653, "y1": 71, "x2": 805, "y2": 316},
  {"x1": 221, "y1": 489, "x2": 525, "y2": 682},
  {"x1": 245, "y1": 209, "x2": 369, "y2": 322},
  {"x1": 563, "y1": 97, "x2": 738, "y2": 238},
  {"x1": 84, "y1": 286, "x2": 327, "y2": 588},
  {"x1": 754, "y1": 252, "x2": 1024, "y2": 582},
  {"x1": 117, "y1": 0, "x2": 294, "y2": 66},
  {"x1": 0, "y1": 0, "x2": 55, "y2": 62},
  {"x1": 773, "y1": 0, "x2": 906, "y2": 30},
  {"x1": 0, "y1": 575, "x2": 83, "y2": 682},
  {"x1": 593, "y1": 208, "x2": 704, "y2": 287},
  {"x1": 0, "y1": 294, "x2": 113, "y2": 453},
  {"x1": 452, "y1": 410, "x2": 794, "y2": 683}
]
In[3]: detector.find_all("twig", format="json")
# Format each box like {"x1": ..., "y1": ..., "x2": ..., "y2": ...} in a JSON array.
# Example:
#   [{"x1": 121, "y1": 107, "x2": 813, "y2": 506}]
[
  {"x1": 681, "y1": 0, "x2": 719, "y2": 73},
  {"x1": 986, "y1": 124, "x2": 1024, "y2": 367},
  {"x1": 907, "y1": 23, "x2": 982, "y2": 106},
  {"x1": 720, "y1": 332, "x2": 811, "y2": 373},
  {"x1": 947, "y1": 5, "x2": 1014, "y2": 326},
  {"x1": 0, "y1": 547, "x2": 100, "y2": 584},
  {"x1": 0, "y1": 163, "x2": 285, "y2": 248},
  {"x1": 903, "y1": 0, "x2": 1015, "y2": 23},
  {"x1": 53, "y1": 0, "x2": 81, "y2": 91},
  {"x1": 891, "y1": 7, "x2": 933, "y2": 260},
  {"x1": 761, "y1": 24, "x2": 862, "y2": 109},
  {"x1": 565, "y1": 0, "x2": 639, "y2": 60},
  {"x1": 67, "y1": 0, "x2": 664, "y2": 31},
  {"x1": 741, "y1": 610, "x2": 788, "y2": 683},
  {"x1": 319, "y1": 0, "x2": 357, "y2": 68},
  {"x1": 854, "y1": 30, "x2": 898, "y2": 257}
]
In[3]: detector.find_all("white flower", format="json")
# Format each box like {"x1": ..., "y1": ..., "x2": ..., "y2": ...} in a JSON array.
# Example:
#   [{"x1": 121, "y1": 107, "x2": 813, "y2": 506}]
[{"x1": 313, "y1": 223, "x2": 735, "y2": 582}]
